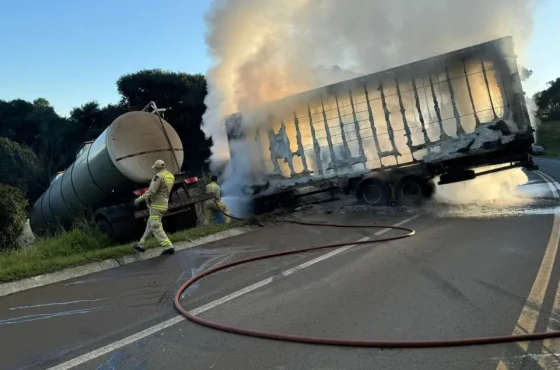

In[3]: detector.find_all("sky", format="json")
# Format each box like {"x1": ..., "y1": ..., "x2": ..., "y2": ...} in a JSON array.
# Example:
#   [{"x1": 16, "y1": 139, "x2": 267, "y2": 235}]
[
  {"x1": 0, "y1": 0, "x2": 212, "y2": 116},
  {"x1": 0, "y1": 0, "x2": 558, "y2": 117}
]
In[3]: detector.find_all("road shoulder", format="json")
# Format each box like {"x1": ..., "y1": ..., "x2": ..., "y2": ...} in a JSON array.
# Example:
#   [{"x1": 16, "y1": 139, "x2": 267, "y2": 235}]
[{"x1": 0, "y1": 225, "x2": 260, "y2": 297}]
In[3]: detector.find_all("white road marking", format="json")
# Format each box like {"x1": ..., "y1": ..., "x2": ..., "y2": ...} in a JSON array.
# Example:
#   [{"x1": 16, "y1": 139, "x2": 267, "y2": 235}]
[
  {"x1": 536, "y1": 170, "x2": 560, "y2": 194},
  {"x1": 10, "y1": 298, "x2": 107, "y2": 311},
  {"x1": 0, "y1": 306, "x2": 109, "y2": 326},
  {"x1": 46, "y1": 214, "x2": 420, "y2": 370},
  {"x1": 496, "y1": 170, "x2": 560, "y2": 370},
  {"x1": 493, "y1": 352, "x2": 560, "y2": 361},
  {"x1": 535, "y1": 171, "x2": 560, "y2": 369}
]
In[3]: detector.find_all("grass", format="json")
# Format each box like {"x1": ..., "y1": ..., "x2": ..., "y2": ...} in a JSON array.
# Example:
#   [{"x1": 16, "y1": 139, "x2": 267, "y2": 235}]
[
  {"x1": 536, "y1": 121, "x2": 560, "y2": 159},
  {"x1": 0, "y1": 221, "x2": 244, "y2": 284}
]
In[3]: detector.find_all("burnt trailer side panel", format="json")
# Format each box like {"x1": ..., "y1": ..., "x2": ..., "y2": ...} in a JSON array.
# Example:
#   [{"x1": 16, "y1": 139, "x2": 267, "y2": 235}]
[{"x1": 224, "y1": 36, "x2": 533, "y2": 197}]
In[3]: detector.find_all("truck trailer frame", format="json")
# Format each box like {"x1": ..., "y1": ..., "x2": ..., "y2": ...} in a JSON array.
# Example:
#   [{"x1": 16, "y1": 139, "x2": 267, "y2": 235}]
[{"x1": 224, "y1": 36, "x2": 537, "y2": 209}]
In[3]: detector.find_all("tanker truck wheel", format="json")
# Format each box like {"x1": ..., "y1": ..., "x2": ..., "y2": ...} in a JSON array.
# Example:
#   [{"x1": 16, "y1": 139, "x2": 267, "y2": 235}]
[
  {"x1": 395, "y1": 176, "x2": 434, "y2": 207},
  {"x1": 356, "y1": 178, "x2": 391, "y2": 206},
  {"x1": 96, "y1": 218, "x2": 116, "y2": 239},
  {"x1": 164, "y1": 207, "x2": 197, "y2": 232}
]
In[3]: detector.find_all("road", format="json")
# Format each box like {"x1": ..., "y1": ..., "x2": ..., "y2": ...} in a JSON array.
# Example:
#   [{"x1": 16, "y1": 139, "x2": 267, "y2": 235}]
[
  {"x1": 535, "y1": 157, "x2": 560, "y2": 184},
  {"x1": 1, "y1": 158, "x2": 560, "y2": 370}
]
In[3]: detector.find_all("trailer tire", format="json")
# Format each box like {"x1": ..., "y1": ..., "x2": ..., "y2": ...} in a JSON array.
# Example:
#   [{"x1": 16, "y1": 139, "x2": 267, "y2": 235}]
[
  {"x1": 395, "y1": 176, "x2": 433, "y2": 207},
  {"x1": 96, "y1": 218, "x2": 116, "y2": 239},
  {"x1": 423, "y1": 179, "x2": 436, "y2": 199},
  {"x1": 164, "y1": 207, "x2": 197, "y2": 232},
  {"x1": 356, "y1": 178, "x2": 391, "y2": 206}
]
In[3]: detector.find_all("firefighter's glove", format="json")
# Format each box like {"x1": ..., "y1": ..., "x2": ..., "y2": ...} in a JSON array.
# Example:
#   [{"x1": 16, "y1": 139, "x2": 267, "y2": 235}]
[{"x1": 134, "y1": 197, "x2": 142, "y2": 207}]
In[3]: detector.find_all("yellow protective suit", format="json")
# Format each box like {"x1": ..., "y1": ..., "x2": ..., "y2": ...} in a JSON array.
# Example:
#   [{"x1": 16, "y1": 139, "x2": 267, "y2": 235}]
[
  {"x1": 136, "y1": 169, "x2": 175, "y2": 247},
  {"x1": 204, "y1": 181, "x2": 231, "y2": 225}
]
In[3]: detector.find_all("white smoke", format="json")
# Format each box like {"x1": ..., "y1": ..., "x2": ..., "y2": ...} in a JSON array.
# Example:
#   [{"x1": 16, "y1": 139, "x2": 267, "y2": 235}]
[
  {"x1": 201, "y1": 0, "x2": 541, "y2": 212},
  {"x1": 434, "y1": 166, "x2": 530, "y2": 205}
]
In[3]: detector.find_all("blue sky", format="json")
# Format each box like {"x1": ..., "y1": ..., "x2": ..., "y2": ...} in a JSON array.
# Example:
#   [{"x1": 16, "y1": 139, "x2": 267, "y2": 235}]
[
  {"x1": 0, "y1": 0, "x2": 558, "y2": 117},
  {"x1": 522, "y1": 0, "x2": 560, "y2": 97},
  {"x1": 0, "y1": 0, "x2": 212, "y2": 116}
]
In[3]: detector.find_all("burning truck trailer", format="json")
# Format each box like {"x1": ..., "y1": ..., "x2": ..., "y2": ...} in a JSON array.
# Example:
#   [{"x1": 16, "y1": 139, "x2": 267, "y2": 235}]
[{"x1": 223, "y1": 36, "x2": 537, "y2": 213}]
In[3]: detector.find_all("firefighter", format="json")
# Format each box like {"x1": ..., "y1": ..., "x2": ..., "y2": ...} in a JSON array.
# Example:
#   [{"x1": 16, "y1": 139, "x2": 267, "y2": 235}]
[
  {"x1": 132, "y1": 159, "x2": 175, "y2": 255},
  {"x1": 204, "y1": 175, "x2": 231, "y2": 225}
]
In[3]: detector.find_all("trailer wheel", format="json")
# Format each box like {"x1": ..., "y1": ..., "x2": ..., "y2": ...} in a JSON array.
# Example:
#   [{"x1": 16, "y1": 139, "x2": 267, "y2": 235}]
[
  {"x1": 395, "y1": 176, "x2": 433, "y2": 206},
  {"x1": 165, "y1": 207, "x2": 197, "y2": 232},
  {"x1": 423, "y1": 179, "x2": 436, "y2": 199},
  {"x1": 278, "y1": 191, "x2": 297, "y2": 207},
  {"x1": 96, "y1": 218, "x2": 116, "y2": 239},
  {"x1": 356, "y1": 178, "x2": 391, "y2": 206}
]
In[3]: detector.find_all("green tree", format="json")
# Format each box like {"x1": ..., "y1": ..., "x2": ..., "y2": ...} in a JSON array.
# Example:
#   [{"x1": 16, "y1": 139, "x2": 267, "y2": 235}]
[
  {"x1": 0, "y1": 99, "x2": 38, "y2": 148},
  {"x1": 116, "y1": 69, "x2": 211, "y2": 174},
  {"x1": 69, "y1": 101, "x2": 128, "y2": 141},
  {"x1": 0, "y1": 98, "x2": 76, "y2": 201},
  {"x1": 534, "y1": 78, "x2": 560, "y2": 122},
  {"x1": 0, "y1": 184, "x2": 28, "y2": 251},
  {"x1": 28, "y1": 98, "x2": 74, "y2": 177},
  {"x1": 0, "y1": 138, "x2": 39, "y2": 194}
]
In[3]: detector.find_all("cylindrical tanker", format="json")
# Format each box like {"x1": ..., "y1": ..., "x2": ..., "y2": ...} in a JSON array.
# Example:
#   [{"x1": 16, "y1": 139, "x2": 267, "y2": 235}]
[{"x1": 30, "y1": 111, "x2": 184, "y2": 234}]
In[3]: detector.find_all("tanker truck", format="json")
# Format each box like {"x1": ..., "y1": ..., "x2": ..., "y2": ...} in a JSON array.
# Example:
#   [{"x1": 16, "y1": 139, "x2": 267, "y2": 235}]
[
  {"x1": 30, "y1": 102, "x2": 214, "y2": 242},
  {"x1": 224, "y1": 36, "x2": 538, "y2": 211}
]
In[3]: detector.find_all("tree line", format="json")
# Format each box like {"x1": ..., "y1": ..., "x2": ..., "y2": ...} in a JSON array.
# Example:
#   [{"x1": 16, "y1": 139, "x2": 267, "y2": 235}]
[{"x1": 534, "y1": 78, "x2": 560, "y2": 122}]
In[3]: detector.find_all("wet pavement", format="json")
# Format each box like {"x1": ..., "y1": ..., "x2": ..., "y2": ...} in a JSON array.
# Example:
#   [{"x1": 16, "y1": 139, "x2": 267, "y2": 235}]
[
  {"x1": 536, "y1": 157, "x2": 560, "y2": 184},
  {"x1": 0, "y1": 211, "x2": 412, "y2": 370},
  {"x1": 1, "y1": 164, "x2": 560, "y2": 369}
]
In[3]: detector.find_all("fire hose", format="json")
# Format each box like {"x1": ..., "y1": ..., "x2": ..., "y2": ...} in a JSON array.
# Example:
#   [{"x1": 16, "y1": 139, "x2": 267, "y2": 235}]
[{"x1": 173, "y1": 200, "x2": 560, "y2": 348}]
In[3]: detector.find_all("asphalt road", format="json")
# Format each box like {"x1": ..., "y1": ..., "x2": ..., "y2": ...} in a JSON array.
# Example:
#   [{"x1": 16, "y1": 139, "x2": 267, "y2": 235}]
[
  {"x1": 1, "y1": 161, "x2": 560, "y2": 370},
  {"x1": 535, "y1": 157, "x2": 560, "y2": 183}
]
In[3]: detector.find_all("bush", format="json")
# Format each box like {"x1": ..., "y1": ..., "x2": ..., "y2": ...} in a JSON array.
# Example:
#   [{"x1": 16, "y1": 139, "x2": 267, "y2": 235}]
[
  {"x1": 0, "y1": 184, "x2": 28, "y2": 251},
  {"x1": 536, "y1": 121, "x2": 560, "y2": 158},
  {"x1": 0, "y1": 137, "x2": 39, "y2": 194}
]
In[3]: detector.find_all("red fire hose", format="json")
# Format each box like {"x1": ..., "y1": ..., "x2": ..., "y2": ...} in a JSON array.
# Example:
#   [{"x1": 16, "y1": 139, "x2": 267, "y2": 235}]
[{"x1": 173, "y1": 203, "x2": 560, "y2": 348}]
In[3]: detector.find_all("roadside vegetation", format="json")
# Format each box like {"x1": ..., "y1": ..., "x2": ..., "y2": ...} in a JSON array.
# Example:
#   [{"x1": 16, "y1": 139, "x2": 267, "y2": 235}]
[
  {"x1": 535, "y1": 121, "x2": 560, "y2": 159},
  {"x1": 0, "y1": 170, "x2": 243, "y2": 284},
  {"x1": 0, "y1": 184, "x2": 28, "y2": 252},
  {"x1": 0, "y1": 220, "x2": 244, "y2": 284},
  {"x1": 534, "y1": 78, "x2": 560, "y2": 158}
]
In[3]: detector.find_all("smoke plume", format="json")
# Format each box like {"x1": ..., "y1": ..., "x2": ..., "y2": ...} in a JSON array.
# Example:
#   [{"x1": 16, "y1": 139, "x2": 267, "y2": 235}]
[{"x1": 201, "y1": 0, "x2": 541, "y2": 211}]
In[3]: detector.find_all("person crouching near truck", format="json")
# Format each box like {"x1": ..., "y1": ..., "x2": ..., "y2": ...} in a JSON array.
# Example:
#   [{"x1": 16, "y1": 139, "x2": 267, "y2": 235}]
[
  {"x1": 204, "y1": 175, "x2": 231, "y2": 225},
  {"x1": 132, "y1": 159, "x2": 175, "y2": 255}
]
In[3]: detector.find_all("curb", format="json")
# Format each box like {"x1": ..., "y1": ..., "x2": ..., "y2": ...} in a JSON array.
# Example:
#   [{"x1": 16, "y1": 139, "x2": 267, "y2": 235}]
[
  {"x1": 0, "y1": 225, "x2": 261, "y2": 297},
  {"x1": 535, "y1": 156, "x2": 560, "y2": 160}
]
